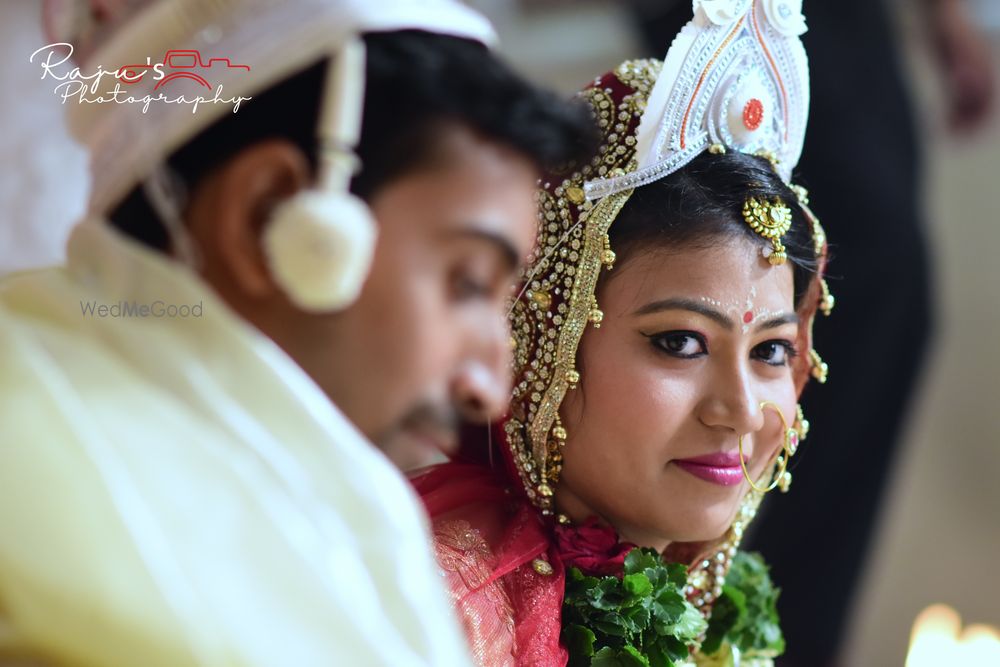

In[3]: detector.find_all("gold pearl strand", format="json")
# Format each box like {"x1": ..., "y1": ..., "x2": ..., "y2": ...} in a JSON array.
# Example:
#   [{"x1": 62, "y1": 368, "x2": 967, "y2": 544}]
[
  {"x1": 684, "y1": 487, "x2": 765, "y2": 618},
  {"x1": 505, "y1": 60, "x2": 661, "y2": 516},
  {"x1": 791, "y1": 184, "x2": 835, "y2": 387}
]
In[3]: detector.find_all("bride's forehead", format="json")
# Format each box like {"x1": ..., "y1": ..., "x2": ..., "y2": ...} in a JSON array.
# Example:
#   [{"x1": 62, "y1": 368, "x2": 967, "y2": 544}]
[{"x1": 610, "y1": 240, "x2": 795, "y2": 306}]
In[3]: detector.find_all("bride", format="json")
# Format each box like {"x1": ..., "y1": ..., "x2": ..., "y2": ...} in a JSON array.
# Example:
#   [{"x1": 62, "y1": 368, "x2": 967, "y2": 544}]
[{"x1": 413, "y1": 2, "x2": 834, "y2": 665}]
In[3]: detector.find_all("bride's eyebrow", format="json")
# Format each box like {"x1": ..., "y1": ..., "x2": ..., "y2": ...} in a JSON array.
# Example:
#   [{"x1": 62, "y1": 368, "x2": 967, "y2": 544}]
[
  {"x1": 755, "y1": 312, "x2": 799, "y2": 331},
  {"x1": 630, "y1": 298, "x2": 733, "y2": 330}
]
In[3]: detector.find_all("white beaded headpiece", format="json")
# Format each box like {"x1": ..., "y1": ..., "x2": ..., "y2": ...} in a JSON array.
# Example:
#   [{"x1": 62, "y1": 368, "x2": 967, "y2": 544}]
[{"x1": 584, "y1": 0, "x2": 809, "y2": 201}]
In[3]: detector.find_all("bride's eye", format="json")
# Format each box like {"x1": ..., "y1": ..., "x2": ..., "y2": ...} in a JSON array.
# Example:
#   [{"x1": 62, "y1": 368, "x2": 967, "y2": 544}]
[
  {"x1": 648, "y1": 331, "x2": 707, "y2": 359},
  {"x1": 751, "y1": 340, "x2": 797, "y2": 366}
]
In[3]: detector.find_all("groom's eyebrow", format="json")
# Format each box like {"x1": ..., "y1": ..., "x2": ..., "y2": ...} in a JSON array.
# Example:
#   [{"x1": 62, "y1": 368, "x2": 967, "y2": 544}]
[
  {"x1": 444, "y1": 228, "x2": 520, "y2": 271},
  {"x1": 631, "y1": 298, "x2": 734, "y2": 330}
]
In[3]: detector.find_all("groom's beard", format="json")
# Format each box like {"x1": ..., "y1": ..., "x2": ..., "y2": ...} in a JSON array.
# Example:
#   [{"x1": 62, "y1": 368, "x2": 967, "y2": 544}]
[{"x1": 377, "y1": 402, "x2": 462, "y2": 472}]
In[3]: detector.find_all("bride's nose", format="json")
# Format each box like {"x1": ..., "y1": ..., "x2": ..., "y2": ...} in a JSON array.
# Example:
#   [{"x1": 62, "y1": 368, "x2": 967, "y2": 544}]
[{"x1": 698, "y1": 361, "x2": 766, "y2": 437}]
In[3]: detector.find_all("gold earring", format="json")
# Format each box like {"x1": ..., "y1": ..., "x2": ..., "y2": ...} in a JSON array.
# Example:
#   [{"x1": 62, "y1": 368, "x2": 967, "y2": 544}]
[
  {"x1": 739, "y1": 401, "x2": 795, "y2": 493},
  {"x1": 792, "y1": 403, "x2": 809, "y2": 452},
  {"x1": 809, "y1": 349, "x2": 829, "y2": 384},
  {"x1": 772, "y1": 404, "x2": 810, "y2": 492}
]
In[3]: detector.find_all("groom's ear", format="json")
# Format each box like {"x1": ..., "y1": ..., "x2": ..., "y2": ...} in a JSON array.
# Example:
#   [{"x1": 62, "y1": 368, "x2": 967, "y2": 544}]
[{"x1": 185, "y1": 139, "x2": 312, "y2": 300}]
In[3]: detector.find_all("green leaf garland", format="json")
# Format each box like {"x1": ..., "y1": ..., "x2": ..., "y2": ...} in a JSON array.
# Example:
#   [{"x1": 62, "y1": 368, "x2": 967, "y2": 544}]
[
  {"x1": 562, "y1": 549, "x2": 706, "y2": 667},
  {"x1": 561, "y1": 549, "x2": 785, "y2": 666},
  {"x1": 701, "y1": 551, "x2": 785, "y2": 660}
]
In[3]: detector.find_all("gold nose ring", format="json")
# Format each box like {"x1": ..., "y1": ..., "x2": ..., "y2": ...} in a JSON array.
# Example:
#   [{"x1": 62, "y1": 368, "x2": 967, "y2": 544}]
[{"x1": 738, "y1": 401, "x2": 796, "y2": 493}]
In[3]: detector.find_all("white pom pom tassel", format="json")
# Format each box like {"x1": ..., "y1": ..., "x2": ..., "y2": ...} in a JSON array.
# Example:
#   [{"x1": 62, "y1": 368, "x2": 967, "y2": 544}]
[{"x1": 264, "y1": 191, "x2": 377, "y2": 312}]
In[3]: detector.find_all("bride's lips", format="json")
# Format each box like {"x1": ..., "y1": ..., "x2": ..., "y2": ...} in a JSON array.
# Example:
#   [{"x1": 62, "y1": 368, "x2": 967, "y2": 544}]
[{"x1": 673, "y1": 451, "x2": 745, "y2": 487}]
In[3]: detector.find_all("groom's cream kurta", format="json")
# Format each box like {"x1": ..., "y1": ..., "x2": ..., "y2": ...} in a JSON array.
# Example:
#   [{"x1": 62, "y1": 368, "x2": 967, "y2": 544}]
[{"x1": 0, "y1": 220, "x2": 469, "y2": 666}]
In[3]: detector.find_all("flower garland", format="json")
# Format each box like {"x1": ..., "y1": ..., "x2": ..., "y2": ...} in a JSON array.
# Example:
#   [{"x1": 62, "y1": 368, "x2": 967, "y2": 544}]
[{"x1": 556, "y1": 519, "x2": 784, "y2": 667}]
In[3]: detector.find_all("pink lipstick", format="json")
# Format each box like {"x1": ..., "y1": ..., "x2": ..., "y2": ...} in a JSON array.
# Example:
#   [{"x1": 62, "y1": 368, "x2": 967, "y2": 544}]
[{"x1": 673, "y1": 451, "x2": 745, "y2": 487}]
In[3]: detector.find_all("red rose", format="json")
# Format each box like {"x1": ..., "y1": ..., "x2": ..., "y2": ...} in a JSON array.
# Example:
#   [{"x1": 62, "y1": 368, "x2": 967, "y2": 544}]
[{"x1": 554, "y1": 517, "x2": 635, "y2": 577}]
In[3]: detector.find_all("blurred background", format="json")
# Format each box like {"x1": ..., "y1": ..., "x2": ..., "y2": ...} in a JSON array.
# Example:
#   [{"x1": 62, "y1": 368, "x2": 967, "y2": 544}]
[{"x1": 1, "y1": 1, "x2": 998, "y2": 664}]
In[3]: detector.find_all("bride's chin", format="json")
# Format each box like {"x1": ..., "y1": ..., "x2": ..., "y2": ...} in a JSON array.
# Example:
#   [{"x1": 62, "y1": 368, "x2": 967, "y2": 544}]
[
  {"x1": 620, "y1": 504, "x2": 739, "y2": 550},
  {"x1": 672, "y1": 501, "x2": 742, "y2": 544}
]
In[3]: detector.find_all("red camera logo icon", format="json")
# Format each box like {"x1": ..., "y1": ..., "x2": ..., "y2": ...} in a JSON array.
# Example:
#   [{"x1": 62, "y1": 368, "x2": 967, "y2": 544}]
[{"x1": 117, "y1": 49, "x2": 250, "y2": 90}]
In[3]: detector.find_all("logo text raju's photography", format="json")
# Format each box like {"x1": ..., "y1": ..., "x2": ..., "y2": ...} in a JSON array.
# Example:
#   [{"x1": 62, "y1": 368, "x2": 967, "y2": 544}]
[
  {"x1": 31, "y1": 43, "x2": 253, "y2": 113},
  {"x1": 80, "y1": 300, "x2": 204, "y2": 318}
]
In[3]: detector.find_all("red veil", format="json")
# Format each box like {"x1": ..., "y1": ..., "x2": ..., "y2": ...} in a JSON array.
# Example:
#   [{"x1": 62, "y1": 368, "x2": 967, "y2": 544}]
[{"x1": 412, "y1": 424, "x2": 568, "y2": 666}]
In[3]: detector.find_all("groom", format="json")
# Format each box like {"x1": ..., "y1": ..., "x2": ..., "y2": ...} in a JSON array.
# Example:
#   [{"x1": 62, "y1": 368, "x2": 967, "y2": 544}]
[{"x1": 0, "y1": 1, "x2": 593, "y2": 664}]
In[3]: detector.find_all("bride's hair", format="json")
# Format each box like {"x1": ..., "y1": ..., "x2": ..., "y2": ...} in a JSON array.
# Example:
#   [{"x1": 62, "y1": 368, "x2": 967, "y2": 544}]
[{"x1": 607, "y1": 151, "x2": 820, "y2": 308}]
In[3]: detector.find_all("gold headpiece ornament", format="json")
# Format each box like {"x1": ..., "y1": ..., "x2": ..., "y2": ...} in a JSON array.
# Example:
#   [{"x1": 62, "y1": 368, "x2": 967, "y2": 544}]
[
  {"x1": 742, "y1": 196, "x2": 792, "y2": 265},
  {"x1": 506, "y1": 60, "x2": 657, "y2": 516}
]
